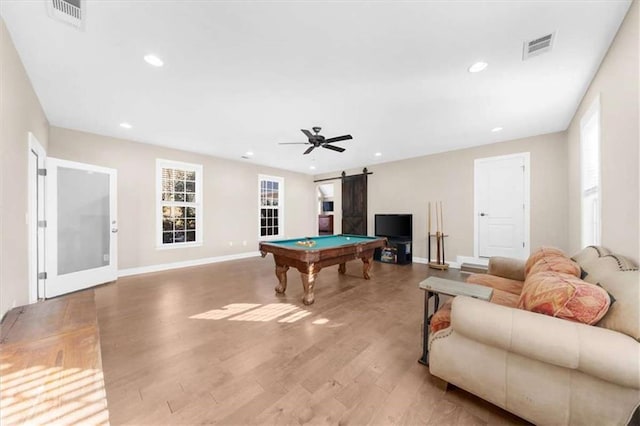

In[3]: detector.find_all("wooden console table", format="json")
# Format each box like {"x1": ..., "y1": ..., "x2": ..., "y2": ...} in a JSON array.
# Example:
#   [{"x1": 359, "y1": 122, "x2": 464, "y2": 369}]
[{"x1": 418, "y1": 276, "x2": 493, "y2": 365}]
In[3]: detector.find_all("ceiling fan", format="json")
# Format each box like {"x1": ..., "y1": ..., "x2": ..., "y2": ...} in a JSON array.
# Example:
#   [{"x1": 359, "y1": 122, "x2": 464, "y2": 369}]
[{"x1": 279, "y1": 127, "x2": 353, "y2": 155}]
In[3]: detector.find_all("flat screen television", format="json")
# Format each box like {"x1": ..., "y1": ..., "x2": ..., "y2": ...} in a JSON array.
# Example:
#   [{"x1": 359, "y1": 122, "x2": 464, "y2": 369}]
[
  {"x1": 375, "y1": 214, "x2": 412, "y2": 239},
  {"x1": 322, "y1": 201, "x2": 334, "y2": 212}
]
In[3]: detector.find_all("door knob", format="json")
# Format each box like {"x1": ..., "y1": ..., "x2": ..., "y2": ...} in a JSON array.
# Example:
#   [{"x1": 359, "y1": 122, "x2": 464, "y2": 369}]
[
  {"x1": 479, "y1": 213, "x2": 488, "y2": 217},
  {"x1": 111, "y1": 228, "x2": 119, "y2": 233}
]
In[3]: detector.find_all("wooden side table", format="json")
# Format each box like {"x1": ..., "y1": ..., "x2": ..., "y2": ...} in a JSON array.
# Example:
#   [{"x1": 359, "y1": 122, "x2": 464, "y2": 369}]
[{"x1": 418, "y1": 276, "x2": 493, "y2": 366}]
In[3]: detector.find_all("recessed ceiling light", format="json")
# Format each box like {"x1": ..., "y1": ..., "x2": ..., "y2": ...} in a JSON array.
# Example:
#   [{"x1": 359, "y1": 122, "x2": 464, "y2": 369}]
[
  {"x1": 491, "y1": 127, "x2": 503, "y2": 132},
  {"x1": 374, "y1": 152, "x2": 382, "y2": 157},
  {"x1": 468, "y1": 61, "x2": 488, "y2": 73},
  {"x1": 245, "y1": 151, "x2": 254, "y2": 156},
  {"x1": 120, "y1": 122, "x2": 132, "y2": 129},
  {"x1": 309, "y1": 165, "x2": 316, "y2": 170},
  {"x1": 144, "y1": 54, "x2": 164, "y2": 67}
]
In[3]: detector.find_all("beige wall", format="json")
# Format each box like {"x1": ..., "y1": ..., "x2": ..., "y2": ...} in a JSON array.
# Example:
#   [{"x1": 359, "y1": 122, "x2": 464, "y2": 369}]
[
  {"x1": 48, "y1": 127, "x2": 316, "y2": 271},
  {"x1": 315, "y1": 132, "x2": 569, "y2": 262},
  {"x1": 567, "y1": 0, "x2": 639, "y2": 262},
  {"x1": 0, "y1": 19, "x2": 49, "y2": 319}
]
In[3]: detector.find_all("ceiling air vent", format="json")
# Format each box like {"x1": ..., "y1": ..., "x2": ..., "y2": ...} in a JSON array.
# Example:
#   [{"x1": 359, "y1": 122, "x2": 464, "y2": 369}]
[
  {"x1": 523, "y1": 32, "x2": 555, "y2": 60},
  {"x1": 46, "y1": 0, "x2": 85, "y2": 30}
]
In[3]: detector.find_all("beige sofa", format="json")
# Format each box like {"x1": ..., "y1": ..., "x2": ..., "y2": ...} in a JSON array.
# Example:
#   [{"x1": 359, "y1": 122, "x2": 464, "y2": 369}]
[{"x1": 428, "y1": 246, "x2": 640, "y2": 425}]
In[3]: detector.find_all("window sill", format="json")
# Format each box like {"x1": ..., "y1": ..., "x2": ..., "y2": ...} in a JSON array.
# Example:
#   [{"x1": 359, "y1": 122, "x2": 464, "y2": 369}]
[{"x1": 156, "y1": 242, "x2": 203, "y2": 250}]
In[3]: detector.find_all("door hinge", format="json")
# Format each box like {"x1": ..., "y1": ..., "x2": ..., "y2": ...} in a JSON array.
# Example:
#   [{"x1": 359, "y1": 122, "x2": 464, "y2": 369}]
[
  {"x1": 523, "y1": 242, "x2": 525, "y2": 248},
  {"x1": 38, "y1": 168, "x2": 47, "y2": 176},
  {"x1": 38, "y1": 272, "x2": 47, "y2": 279},
  {"x1": 38, "y1": 220, "x2": 47, "y2": 228}
]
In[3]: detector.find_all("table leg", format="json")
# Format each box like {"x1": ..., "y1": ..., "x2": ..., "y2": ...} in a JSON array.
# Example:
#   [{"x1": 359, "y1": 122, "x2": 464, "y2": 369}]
[
  {"x1": 418, "y1": 291, "x2": 440, "y2": 366},
  {"x1": 338, "y1": 263, "x2": 346, "y2": 274},
  {"x1": 274, "y1": 264, "x2": 289, "y2": 294},
  {"x1": 361, "y1": 256, "x2": 373, "y2": 279},
  {"x1": 300, "y1": 265, "x2": 319, "y2": 305}
]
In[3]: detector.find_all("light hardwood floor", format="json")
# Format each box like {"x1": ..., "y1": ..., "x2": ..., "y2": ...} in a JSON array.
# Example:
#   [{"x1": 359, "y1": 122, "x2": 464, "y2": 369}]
[
  {"x1": 0, "y1": 290, "x2": 109, "y2": 425},
  {"x1": 94, "y1": 257, "x2": 529, "y2": 425}
]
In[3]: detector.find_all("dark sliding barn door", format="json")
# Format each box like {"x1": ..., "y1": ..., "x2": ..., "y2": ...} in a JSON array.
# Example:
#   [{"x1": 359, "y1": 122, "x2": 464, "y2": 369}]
[{"x1": 342, "y1": 172, "x2": 367, "y2": 235}]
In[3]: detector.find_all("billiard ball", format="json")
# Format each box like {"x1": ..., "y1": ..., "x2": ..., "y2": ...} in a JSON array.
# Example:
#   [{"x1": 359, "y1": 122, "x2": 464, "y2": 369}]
[{"x1": 346, "y1": 237, "x2": 350, "y2": 240}]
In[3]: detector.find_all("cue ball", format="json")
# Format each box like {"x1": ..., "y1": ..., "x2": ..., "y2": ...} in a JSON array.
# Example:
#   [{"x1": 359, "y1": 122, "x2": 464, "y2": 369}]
[{"x1": 346, "y1": 237, "x2": 350, "y2": 240}]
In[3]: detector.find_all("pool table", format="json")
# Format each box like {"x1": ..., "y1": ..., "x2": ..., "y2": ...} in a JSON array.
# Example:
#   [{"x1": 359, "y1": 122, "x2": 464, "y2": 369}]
[{"x1": 259, "y1": 234, "x2": 387, "y2": 305}]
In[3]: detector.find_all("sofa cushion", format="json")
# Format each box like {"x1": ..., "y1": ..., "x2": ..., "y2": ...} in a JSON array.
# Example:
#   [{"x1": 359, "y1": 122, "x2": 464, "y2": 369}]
[
  {"x1": 466, "y1": 273, "x2": 523, "y2": 296},
  {"x1": 430, "y1": 288, "x2": 519, "y2": 333},
  {"x1": 528, "y1": 256, "x2": 581, "y2": 278},
  {"x1": 596, "y1": 270, "x2": 640, "y2": 341},
  {"x1": 518, "y1": 272, "x2": 611, "y2": 325},
  {"x1": 524, "y1": 246, "x2": 566, "y2": 277}
]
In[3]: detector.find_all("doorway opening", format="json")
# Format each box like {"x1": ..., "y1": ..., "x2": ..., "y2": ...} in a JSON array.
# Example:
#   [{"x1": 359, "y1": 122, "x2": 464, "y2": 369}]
[
  {"x1": 317, "y1": 182, "x2": 339, "y2": 235},
  {"x1": 28, "y1": 133, "x2": 46, "y2": 303}
]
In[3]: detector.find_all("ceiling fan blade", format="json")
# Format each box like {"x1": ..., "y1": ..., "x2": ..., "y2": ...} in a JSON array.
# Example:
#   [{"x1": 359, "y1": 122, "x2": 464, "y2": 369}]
[
  {"x1": 303, "y1": 146, "x2": 316, "y2": 155},
  {"x1": 301, "y1": 129, "x2": 314, "y2": 139},
  {"x1": 278, "y1": 142, "x2": 309, "y2": 145},
  {"x1": 324, "y1": 134, "x2": 352, "y2": 144},
  {"x1": 322, "y1": 144, "x2": 345, "y2": 153}
]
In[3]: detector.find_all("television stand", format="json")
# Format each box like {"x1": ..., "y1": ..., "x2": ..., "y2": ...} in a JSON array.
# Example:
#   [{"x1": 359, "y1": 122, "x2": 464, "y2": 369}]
[{"x1": 374, "y1": 238, "x2": 412, "y2": 265}]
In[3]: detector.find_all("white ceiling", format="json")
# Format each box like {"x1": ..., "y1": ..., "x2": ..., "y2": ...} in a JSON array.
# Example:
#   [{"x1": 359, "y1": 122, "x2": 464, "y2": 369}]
[{"x1": 1, "y1": 1, "x2": 631, "y2": 175}]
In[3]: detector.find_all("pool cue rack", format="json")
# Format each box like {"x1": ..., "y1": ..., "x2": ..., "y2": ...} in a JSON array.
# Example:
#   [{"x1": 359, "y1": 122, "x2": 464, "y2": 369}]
[{"x1": 427, "y1": 201, "x2": 449, "y2": 270}]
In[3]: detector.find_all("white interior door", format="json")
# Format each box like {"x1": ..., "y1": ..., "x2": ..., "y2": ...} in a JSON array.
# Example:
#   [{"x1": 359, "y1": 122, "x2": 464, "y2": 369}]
[
  {"x1": 475, "y1": 153, "x2": 529, "y2": 259},
  {"x1": 45, "y1": 158, "x2": 118, "y2": 298}
]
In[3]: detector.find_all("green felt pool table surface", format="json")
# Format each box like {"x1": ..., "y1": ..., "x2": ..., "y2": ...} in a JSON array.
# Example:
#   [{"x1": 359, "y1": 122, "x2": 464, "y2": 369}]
[{"x1": 264, "y1": 234, "x2": 380, "y2": 250}]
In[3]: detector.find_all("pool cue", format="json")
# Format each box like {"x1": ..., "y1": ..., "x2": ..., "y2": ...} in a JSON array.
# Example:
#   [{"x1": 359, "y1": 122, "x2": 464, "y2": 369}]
[
  {"x1": 435, "y1": 201, "x2": 441, "y2": 266},
  {"x1": 427, "y1": 202, "x2": 431, "y2": 263},
  {"x1": 440, "y1": 201, "x2": 445, "y2": 264}
]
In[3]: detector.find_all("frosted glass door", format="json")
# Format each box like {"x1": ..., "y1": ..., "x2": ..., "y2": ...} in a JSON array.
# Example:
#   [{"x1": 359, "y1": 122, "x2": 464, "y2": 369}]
[{"x1": 45, "y1": 158, "x2": 117, "y2": 298}]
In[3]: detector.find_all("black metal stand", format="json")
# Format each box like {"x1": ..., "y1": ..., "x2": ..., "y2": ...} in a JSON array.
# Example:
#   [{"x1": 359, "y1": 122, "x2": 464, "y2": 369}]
[{"x1": 418, "y1": 290, "x2": 440, "y2": 366}]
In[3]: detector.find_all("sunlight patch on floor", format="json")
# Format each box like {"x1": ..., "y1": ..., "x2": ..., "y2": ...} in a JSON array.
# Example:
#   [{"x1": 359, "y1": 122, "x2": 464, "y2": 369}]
[
  {"x1": 0, "y1": 364, "x2": 110, "y2": 425},
  {"x1": 189, "y1": 302, "x2": 328, "y2": 324},
  {"x1": 189, "y1": 303, "x2": 260, "y2": 320}
]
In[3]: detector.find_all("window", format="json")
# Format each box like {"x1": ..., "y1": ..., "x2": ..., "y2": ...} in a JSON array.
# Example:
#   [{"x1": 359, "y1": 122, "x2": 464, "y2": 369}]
[
  {"x1": 157, "y1": 159, "x2": 203, "y2": 248},
  {"x1": 259, "y1": 175, "x2": 284, "y2": 239},
  {"x1": 580, "y1": 96, "x2": 601, "y2": 247}
]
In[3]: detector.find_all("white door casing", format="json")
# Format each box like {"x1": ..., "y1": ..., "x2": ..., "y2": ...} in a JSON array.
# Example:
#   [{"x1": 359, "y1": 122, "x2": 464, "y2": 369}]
[
  {"x1": 474, "y1": 152, "x2": 530, "y2": 260},
  {"x1": 28, "y1": 133, "x2": 47, "y2": 302},
  {"x1": 45, "y1": 158, "x2": 118, "y2": 298}
]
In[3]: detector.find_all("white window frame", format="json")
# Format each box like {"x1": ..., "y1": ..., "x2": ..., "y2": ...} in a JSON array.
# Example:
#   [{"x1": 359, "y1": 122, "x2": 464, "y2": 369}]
[
  {"x1": 156, "y1": 159, "x2": 203, "y2": 249},
  {"x1": 580, "y1": 95, "x2": 601, "y2": 247},
  {"x1": 258, "y1": 174, "x2": 284, "y2": 240}
]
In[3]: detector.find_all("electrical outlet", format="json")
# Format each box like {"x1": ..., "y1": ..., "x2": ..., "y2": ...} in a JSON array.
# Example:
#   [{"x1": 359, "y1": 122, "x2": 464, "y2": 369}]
[
  {"x1": 103, "y1": 254, "x2": 110, "y2": 262},
  {"x1": 229, "y1": 241, "x2": 233, "y2": 246},
  {"x1": 242, "y1": 240, "x2": 247, "y2": 246}
]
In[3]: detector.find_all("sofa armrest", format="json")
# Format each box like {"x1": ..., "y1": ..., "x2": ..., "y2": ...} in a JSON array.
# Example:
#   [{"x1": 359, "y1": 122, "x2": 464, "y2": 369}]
[
  {"x1": 487, "y1": 257, "x2": 526, "y2": 281},
  {"x1": 450, "y1": 296, "x2": 640, "y2": 389}
]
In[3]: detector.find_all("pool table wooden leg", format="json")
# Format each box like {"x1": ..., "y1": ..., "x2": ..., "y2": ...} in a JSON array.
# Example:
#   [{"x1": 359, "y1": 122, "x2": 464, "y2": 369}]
[
  {"x1": 362, "y1": 256, "x2": 373, "y2": 279},
  {"x1": 274, "y1": 264, "x2": 289, "y2": 294},
  {"x1": 338, "y1": 263, "x2": 346, "y2": 274},
  {"x1": 300, "y1": 265, "x2": 319, "y2": 305}
]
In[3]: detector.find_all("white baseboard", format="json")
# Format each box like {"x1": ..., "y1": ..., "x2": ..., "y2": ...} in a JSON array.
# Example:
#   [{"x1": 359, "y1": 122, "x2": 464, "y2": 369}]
[
  {"x1": 118, "y1": 251, "x2": 261, "y2": 278},
  {"x1": 456, "y1": 256, "x2": 489, "y2": 266},
  {"x1": 413, "y1": 257, "x2": 461, "y2": 269}
]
